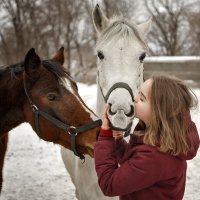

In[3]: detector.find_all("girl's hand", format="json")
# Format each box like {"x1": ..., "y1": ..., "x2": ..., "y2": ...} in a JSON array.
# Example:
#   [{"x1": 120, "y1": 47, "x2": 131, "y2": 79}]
[
  {"x1": 101, "y1": 105, "x2": 110, "y2": 130},
  {"x1": 101, "y1": 105, "x2": 123, "y2": 140},
  {"x1": 113, "y1": 131, "x2": 123, "y2": 140}
]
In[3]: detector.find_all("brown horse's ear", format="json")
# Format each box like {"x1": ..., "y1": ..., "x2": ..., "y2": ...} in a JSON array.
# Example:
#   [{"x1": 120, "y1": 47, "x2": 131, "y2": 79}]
[
  {"x1": 24, "y1": 48, "x2": 41, "y2": 79},
  {"x1": 52, "y1": 47, "x2": 65, "y2": 65}
]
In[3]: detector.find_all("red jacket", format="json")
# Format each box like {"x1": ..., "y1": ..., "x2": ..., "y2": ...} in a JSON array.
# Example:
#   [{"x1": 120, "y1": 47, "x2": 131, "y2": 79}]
[{"x1": 94, "y1": 119, "x2": 199, "y2": 200}]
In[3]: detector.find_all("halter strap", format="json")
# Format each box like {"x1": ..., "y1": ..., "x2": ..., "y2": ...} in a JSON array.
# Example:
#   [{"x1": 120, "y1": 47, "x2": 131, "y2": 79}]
[
  {"x1": 97, "y1": 71, "x2": 134, "y2": 103},
  {"x1": 105, "y1": 82, "x2": 134, "y2": 102}
]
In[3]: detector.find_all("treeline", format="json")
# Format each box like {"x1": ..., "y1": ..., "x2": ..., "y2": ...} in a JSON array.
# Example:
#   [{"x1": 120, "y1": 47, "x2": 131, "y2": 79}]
[{"x1": 0, "y1": 0, "x2": 199, "y2": 81}]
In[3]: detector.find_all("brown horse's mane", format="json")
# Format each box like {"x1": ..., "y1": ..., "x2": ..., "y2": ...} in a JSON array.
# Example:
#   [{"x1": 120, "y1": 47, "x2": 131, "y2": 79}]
[
  {"x1": 0, "y1": 59, "x2": 68, "y2": 81},
  {"x1": 0, "y1": 62, "x2": 24, "y2": 79}
]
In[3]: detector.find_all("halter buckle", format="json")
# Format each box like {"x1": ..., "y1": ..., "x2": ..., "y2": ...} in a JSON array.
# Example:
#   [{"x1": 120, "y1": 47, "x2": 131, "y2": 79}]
[
  {"x1": 68, "y1": 126, "x2": 77, "y2": 136},
  {"x1": 31, "y1": 105, "x2": 38, "y2": 111}
]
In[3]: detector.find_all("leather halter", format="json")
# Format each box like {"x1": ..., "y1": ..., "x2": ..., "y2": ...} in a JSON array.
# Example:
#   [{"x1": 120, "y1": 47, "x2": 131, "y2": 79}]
[
  {"x1": 23, "y1": 81, "x2": 102, "y2": 160},
  {"x1": 97, "y1": 71, "x2": 134, "y2": 103}
]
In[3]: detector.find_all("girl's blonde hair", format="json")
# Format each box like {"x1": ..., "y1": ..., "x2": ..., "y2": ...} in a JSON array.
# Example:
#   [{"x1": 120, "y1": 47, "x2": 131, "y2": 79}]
[{"x1": 143, "y1": 74, "x2": 198, "y2": 155}]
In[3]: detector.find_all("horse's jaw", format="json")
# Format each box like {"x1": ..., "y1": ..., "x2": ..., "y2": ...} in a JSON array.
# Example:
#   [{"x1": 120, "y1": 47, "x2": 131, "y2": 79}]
[
  {"x1": 74, "y1": 145, "x2": 94, "y2": 158},
  {"x1": 86, "y1": 146, "x2": 94, "y2": 158}
]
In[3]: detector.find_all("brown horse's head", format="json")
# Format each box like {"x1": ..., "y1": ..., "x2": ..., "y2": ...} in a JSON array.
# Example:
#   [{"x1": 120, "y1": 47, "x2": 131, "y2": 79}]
[{"x1": 23, "y1": 47, "x2": 101, "y2": 157}]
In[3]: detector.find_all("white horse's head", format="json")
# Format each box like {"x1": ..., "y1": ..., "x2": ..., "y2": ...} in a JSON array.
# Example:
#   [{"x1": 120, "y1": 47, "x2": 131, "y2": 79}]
[{"x1": 93, "y1": 4, "x2": 151, "y2": 132}]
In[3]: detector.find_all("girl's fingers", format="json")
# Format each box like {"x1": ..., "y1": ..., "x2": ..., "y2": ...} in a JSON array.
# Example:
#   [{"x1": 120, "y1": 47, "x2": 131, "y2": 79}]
[
  {"x1": 101, "y1": 104, "x2": 110, "y2": 130},
  {"x1": 113, "y1": 131, "x2": 123, "y2": 140},
  {"x1": 102, "y1": 104, "x2": 109, "y2": 119},
  {"x1": 101, "y1": 118, "x2": 110, "y2": 130},
  {"x1": 114, "y1": 136, "x2": 123, "y2": 140},
  {"x1": 113, "y1": 131, "x2": 123, "y2": 136}
]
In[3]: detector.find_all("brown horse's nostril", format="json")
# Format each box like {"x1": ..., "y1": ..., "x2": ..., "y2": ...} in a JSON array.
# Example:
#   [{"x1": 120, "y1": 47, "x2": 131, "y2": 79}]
[{"x1": 126, "y1": 105, "x2": 134, "y2": 117}]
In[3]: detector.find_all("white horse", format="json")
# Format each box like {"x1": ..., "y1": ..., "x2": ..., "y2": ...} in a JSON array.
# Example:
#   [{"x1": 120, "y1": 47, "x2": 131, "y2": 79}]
[{"x1": 61, "y1": 4, "x2": 151, "y2": 200}]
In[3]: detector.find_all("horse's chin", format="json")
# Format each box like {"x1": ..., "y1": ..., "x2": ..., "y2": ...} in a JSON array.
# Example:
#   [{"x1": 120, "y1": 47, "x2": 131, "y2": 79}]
[
  {"x1": 109, "y1": 123, "x2": 132, "y2": 132},
  {"x1": 86, "y1": 147, "x2": 94, "y2": 158},
  {"x1": 77, "y1": 145, "x2": 94, "y2": 158}
]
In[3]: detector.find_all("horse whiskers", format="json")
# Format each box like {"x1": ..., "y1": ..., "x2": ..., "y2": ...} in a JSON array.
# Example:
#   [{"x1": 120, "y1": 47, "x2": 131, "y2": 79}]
[
  {"x1": 86, "y1": 143, "x2": 95, "y2": 150},
  {"x1": 86, "y1": 147, "x2": 94, "y2": 158}
]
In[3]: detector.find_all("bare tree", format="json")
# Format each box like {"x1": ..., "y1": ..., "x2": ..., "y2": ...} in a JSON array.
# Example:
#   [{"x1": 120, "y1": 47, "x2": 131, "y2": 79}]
[
  {"x1": 101, "y1": 0, "x2": 138, "y2": 18},
  {"x1": 0, "y1": 0, "x2": 49, "y2": 63},
  {"x1": 143, "y1": 0, "x2": 190, "y2": 56},
  {"x1": 185, "y1": 0, "x2": 200, "y2": 55},
  {"x1": 0, "y1": 0, "x2": 26, "y2": 62},
  {"x1": 0, "y1": 30, "x2": 10, "y2": 63}
]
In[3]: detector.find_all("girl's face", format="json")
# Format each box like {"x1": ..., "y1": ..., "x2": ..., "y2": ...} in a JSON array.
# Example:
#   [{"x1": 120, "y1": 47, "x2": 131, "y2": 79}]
[{"x1": 134, "y1": 79, "x2": 152, "y2": 126}]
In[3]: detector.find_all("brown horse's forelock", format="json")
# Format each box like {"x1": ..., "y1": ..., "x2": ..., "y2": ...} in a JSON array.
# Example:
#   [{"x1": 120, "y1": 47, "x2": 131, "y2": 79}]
[
  {"x1": 42, "y1": 60, "x2": 68, "y2": 80},
  {"x1": 97, "y1": 19, "x2": 149, "y2": 52}
]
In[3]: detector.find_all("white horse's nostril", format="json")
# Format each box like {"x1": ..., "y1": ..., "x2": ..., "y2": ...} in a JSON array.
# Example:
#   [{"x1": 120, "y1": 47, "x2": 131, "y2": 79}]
[
  {"x1": 108, "y1": 103, "x2": 117, "y2": 115},
  {"x1": 126, "y1": 105, "x2": 134, "y2": 117},
  {"x1": 111, "y1": 110, "x2": 127, "y2": 129},
  {"x1": 108, "y1": 103, "x2": 135, "y2": 117}
]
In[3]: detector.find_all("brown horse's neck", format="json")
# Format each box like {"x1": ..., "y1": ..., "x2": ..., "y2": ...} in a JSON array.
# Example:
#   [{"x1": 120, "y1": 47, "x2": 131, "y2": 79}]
[{"x1": 0, "y1": 64, "x2": 25, "y2": 135}]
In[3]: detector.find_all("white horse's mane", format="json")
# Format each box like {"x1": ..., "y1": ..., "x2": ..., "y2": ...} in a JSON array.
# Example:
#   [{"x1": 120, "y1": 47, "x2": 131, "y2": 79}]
[{"x1": 96, "y1": 17, "x2": 149, "y2": 52}]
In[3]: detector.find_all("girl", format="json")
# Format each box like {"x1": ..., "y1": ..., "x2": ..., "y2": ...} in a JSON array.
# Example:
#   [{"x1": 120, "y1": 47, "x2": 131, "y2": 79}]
[{"x1": 94, "y1": 74, "x2": 199, "y2": 200}]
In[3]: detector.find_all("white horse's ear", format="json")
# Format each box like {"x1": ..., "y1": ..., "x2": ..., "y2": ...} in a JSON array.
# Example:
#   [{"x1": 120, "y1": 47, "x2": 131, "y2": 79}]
[
  {"x1": 93, "y1": 4, "x2": 109, "y2": 33},
  {"x1": 137, "y1": 17, "x2": 152, "y2": 38}
]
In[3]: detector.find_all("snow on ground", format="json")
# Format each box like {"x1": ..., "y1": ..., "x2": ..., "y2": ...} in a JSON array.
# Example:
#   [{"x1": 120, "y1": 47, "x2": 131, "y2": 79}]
[{"x1": 1, "y1": 83, "x2": 200, "y2": 200}]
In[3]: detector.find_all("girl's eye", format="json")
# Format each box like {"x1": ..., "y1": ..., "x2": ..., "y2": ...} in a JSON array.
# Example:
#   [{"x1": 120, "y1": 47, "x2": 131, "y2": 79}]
[
  {"x1": 140, "y1": 97, "x2": 144, "y2": 102},
  {"x1": 140, "y1": 95, "x2": 145, "y2": 102},
  {"x1": 47, "y1": 94, "x2": 57, "y2": 101}
]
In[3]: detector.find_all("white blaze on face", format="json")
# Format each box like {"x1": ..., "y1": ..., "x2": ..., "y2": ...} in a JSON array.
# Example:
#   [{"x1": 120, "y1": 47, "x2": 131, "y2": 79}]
[
  {"x1": 60, "y1": 77, "x2": 74, "y2": 93},
  {"x1": 60, "y1": 78, "x2": 98, "y2": 121}
]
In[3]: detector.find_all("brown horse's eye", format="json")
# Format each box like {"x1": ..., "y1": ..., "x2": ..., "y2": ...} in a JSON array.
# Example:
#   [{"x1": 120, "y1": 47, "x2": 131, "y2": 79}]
[{"x1": 47, "y1": 94, "x2": 56, "y2": 101}]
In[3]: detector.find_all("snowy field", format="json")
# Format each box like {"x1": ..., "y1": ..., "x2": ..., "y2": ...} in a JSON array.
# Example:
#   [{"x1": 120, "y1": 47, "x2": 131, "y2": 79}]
[{"x1": 1, "y1": 83, "x2": 200, "y2": 200}]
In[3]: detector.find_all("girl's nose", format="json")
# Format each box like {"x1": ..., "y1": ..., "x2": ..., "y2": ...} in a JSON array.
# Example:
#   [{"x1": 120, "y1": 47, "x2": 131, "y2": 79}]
[{"x1": 134, "y1": 96, "x2": 138, "y2": 103}]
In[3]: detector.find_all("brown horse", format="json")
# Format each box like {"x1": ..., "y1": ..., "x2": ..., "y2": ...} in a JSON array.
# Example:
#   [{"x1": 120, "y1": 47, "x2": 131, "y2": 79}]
[{"x1": 0, "y1": 47, "x2": 101, "y2": 192}]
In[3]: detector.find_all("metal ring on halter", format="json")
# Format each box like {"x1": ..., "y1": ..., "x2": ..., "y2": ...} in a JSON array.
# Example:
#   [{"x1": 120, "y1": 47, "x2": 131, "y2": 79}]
[
  {"x1": 68, "y1": 126, "x2": 77, "y2": 136},
  {"x1": 31, "y1": 105, "x2": 38, "y2": 111}
]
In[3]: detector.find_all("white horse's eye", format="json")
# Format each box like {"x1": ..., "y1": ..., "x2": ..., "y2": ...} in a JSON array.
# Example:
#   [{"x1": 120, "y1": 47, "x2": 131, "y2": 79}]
[
  {"x1": 97, "y1": 51, "x2": 105, "y2": 60},
  {"x1": 139, "y1": 52, "x2": 146, "y2": 63}
]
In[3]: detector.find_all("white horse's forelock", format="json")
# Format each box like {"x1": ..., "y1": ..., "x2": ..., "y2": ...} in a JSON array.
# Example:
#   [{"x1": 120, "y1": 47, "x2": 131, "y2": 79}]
[{"x1": 96, "y1": 18, "x2": 149, "y2": 53}]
